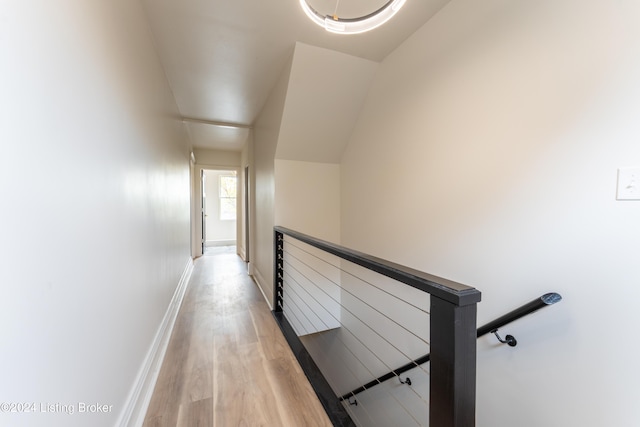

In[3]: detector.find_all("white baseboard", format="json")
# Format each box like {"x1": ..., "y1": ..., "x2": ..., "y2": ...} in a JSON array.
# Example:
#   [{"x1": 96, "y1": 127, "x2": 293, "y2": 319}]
[
  {"x1": 252, "y1": 267, "x2": 273, "y2": 311},
  {"x1": 116, "y1": 257, "x2": 194, "y2": 427},
  {"x1": 206, "y1": 239, "x2": 235, "y2": 247}
]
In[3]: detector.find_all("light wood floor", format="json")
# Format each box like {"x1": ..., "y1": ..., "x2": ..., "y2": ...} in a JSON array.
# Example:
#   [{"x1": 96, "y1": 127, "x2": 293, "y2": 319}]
[{"x1": 142, "y1": 247, "x2": 333, "y2": 427}]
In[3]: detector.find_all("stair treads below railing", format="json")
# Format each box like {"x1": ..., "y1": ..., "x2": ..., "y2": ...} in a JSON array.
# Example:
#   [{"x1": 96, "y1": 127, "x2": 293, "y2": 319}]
[
  {"x1": 273, "y1": 226, "x2": 481, "y2": 427},
  {"x1": 281, "y1": 235, "x2": 431, "y2": 426}
]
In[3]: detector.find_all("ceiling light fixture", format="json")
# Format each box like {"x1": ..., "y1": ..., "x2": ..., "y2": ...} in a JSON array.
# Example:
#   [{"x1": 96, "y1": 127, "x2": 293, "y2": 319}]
[{"x1": 299, "y1": 0, "x2": 407, "y2": 35}]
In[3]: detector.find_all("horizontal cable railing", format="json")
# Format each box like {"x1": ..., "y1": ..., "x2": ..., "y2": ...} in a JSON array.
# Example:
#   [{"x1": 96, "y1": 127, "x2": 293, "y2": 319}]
[
  {"x1": 339, "y1": 292, "x2": 563, "y2": 403},
  {"x1": 273, "y1": 226, "x2": 482, "y2": 427}
]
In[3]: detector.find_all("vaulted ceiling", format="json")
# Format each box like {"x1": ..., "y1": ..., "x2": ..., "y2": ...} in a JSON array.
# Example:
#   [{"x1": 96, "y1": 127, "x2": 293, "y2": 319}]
[{"x1": 141, "y1": 0, "x2": 450, "y2": 151}]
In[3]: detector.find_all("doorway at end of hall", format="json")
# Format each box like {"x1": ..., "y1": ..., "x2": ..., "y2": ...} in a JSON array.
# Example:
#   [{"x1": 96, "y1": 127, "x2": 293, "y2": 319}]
[{"x1": 201, "y1": 169, "x2": 237, "y2": 255}]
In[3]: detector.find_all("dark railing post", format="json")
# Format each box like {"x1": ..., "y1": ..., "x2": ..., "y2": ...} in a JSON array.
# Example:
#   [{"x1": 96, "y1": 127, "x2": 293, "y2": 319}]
[
  {"x1": 273, "y1": 229, "x2": 284, "y2": 313},
  {"x1": 430, "y1": 295, "x2": 478, "y2": 427}
]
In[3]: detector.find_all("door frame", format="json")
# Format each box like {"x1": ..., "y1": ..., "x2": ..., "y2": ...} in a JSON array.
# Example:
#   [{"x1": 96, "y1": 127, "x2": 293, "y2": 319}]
[
  {"x1": 244, "y1": 165, "x2": 250, "y2": 263},
  {"x1": 200, "y1": 169, "x2": 207, "y2": 255},
  {"x1": 192, "y1": 164, "x2": 242, "y2": 258}
]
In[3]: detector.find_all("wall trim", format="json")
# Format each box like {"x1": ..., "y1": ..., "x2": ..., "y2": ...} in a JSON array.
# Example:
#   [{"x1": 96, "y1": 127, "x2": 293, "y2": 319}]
[
  {"x1": 116, "y1": 257, "x2": 194, "y2": 427},
  {"x1": 252, "y1": 267, "x2": 273, "y2": 310}
]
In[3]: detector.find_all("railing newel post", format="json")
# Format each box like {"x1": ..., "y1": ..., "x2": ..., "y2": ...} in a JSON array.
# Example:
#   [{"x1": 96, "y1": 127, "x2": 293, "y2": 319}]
[{"x1": 430, "y1": 296, "x2": 478, "y2": 427}]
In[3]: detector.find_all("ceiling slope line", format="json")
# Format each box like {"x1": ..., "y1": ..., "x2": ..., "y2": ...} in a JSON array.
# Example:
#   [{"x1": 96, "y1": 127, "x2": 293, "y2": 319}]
[{"x1": 182, "y1": 117, "x2": 253, "y2": 129}]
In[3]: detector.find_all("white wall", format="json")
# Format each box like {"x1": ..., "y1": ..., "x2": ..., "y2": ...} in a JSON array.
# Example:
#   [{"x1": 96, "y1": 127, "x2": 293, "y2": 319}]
[
  {"x1": 253, "y1": 42, "x2": 374, "y2": 305},
  {"x1": 193, "y1": 148, "x2": 241, "y2": 167},
  {"x1": 252, "y1": 54, "x2": 293, "y2": 306},
  {"x1": 276, "y1": 42, "x2": 378, "y2": 164},
  {"x1": 0, "y1": 1, "x2": 191, "y2": 426},
  {"x1": 340, "y1": 0, "x2": 640, "y2": 426},
  {"x1": 274, "y1": 160, "x2": 341, "y2": 243}
]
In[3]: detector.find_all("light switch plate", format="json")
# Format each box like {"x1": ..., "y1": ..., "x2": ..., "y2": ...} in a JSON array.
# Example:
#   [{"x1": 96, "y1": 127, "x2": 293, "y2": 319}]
[{"x1": 617, "y1": 167, "x2": 640, "y2": 200}]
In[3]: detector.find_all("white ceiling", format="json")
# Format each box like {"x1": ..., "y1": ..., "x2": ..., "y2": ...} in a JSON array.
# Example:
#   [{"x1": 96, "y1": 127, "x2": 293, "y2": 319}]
[{"x1": 141, "y1": 0, "x2": 450, "y2": 151}]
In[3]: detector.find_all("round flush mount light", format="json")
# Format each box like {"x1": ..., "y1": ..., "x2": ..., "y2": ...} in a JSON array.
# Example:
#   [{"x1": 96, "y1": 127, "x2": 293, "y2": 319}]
[{"x1": 299, "y1": 0, "x2": 407, "y2": 35}]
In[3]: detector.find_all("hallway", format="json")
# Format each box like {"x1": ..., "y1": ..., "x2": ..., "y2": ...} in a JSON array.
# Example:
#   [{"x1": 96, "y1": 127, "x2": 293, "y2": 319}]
[{"x1": 142, "y1": 248, "x2": 332, "y2": 426}]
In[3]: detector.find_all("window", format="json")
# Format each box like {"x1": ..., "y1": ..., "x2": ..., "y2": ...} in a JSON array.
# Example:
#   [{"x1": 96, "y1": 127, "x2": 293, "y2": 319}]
[{"x1": 219, "y1": 175, "x2": 237, "y2": 220}]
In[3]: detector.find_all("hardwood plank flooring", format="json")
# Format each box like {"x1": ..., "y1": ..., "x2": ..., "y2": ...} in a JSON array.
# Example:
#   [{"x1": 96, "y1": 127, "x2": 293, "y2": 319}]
[{"x1": 142, "y1": 247, "x2": 332, "y2": 427}]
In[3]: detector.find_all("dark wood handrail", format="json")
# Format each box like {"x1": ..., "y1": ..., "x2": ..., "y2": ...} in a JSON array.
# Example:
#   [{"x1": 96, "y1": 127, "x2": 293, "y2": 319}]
[
  {"x1": 476, "y1": 292, "x2": 562, "y2": 337},
  {"x1": 274, "y1": 226, "x2": 481, "y2": 306}
]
